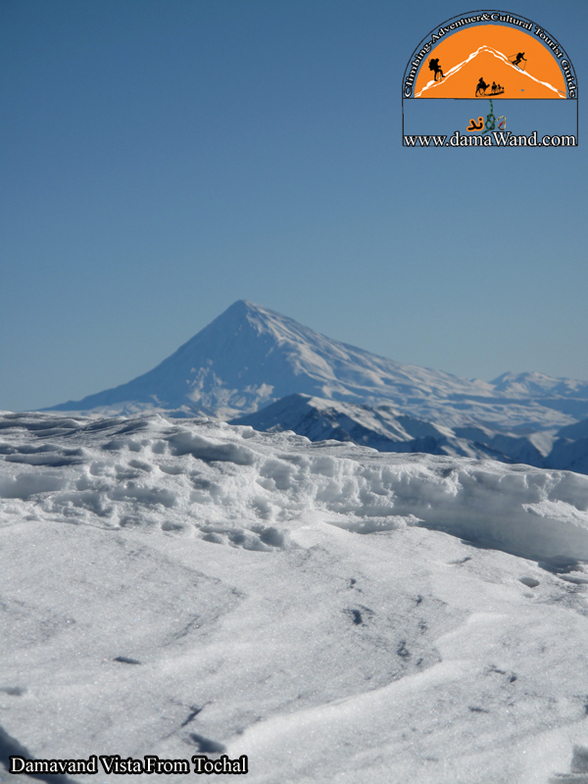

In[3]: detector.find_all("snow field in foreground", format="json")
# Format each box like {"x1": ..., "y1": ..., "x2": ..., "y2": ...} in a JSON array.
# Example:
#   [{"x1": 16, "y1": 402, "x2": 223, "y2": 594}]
[
  {"x1": 1, "y1": 412, "x2": 588, "y2": 783},
  {"x1": 1, "y1": 412, "x2": 588, "y2": 564}
]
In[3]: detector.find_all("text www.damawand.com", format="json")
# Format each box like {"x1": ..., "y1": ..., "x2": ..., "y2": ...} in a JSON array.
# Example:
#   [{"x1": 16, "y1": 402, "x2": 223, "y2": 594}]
[{"x1": 403, "y1": 131, "x2": 577, "y2": 147}]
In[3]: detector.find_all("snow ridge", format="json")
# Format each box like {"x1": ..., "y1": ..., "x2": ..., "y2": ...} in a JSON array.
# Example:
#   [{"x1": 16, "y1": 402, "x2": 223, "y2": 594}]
[{"x1": 2, "y1": 412, "x2": 588, "y2": 563}]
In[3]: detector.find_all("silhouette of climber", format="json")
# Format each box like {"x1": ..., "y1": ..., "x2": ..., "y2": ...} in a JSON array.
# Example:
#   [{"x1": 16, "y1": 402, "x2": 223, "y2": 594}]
[
  {"x1": 513, "y1": 52, "x2": 527, "y2": 67},
  {"x1": 475, "y1": 77, "x2": 489, "y2": 96},
  {"x1": 428, "y1": 58, "x2": 445, "y2": 81}
]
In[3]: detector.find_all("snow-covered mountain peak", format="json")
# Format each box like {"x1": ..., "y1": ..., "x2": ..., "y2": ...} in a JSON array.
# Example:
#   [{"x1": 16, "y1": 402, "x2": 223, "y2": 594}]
[
  {"x1": 44, "y1": 301, "x2": 588, "y2": 431},
  {"x1": 207, "y1": 299, "x2": 331, "y2": 350},
  {"x1": 45, "y1": 301, "x2": 494, "y2": 420}
]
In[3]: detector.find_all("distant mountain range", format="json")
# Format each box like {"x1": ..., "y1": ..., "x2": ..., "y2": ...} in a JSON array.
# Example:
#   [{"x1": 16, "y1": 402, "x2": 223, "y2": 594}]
[
  {"x1": 232, "y1": 393, "x2": 588, "y2": 474},
  {"x1": 45, "y1": 300, "x2": 588, "y2": 473}
]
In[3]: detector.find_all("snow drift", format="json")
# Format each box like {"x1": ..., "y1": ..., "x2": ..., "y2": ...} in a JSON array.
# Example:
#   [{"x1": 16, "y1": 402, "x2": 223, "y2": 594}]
[{"x1": 2, "y1": 412, "x2": 588, "y2": 563}]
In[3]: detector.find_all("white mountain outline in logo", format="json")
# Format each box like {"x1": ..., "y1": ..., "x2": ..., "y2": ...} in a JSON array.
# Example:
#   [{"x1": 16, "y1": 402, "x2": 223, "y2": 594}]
[{"x1": 415, "y1": 45, "x2": 565, "y2": 98}]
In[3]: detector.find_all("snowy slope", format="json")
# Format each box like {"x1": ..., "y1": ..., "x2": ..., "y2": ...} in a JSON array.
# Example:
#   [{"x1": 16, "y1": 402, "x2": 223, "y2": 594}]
[
  {"x1": 545, "y1": 419, "x2": 588, "y2": 475},
  {"x1": 231, "y1": 393, "x2": 550, "y2": 466},
  {"x1": 231, "y1": 393, "x2": 457, "y2": 450},
  {"x1": 45, "y1": 301, "x2": 588, "y2": 431},
  {"x1": 492, "y1": 371, "x2": 588, "y2": 399},
  {"x1": 232, "y1": 395, "x2": 588, "y2": 475},
  {"x1": 2, "y1": 412, "x2": 588, "y2": 784}
]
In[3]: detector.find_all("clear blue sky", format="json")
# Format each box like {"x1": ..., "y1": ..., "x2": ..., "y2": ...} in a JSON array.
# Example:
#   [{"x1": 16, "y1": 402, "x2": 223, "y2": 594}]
[{"x1": 1, "y1": 0, "x2": 586, "y2": 412}]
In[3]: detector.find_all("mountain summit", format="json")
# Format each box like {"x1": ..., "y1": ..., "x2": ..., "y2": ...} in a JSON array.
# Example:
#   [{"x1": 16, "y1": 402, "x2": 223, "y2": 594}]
[
  {"x1": 46, "y1": 300, "x2": 588, "y2": 429},
  {"x1": 46, "y1": 300, "x2": 491, "y2": 420}
]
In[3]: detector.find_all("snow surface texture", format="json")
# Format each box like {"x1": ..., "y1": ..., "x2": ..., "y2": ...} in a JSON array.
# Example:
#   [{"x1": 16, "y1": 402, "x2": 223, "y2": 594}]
[
  {"x1": 2, "y1": 412, "x2": 588, "y2": 783},
  {"x1": 45, "y1": 300, "x2": 588, "y2": 431}
]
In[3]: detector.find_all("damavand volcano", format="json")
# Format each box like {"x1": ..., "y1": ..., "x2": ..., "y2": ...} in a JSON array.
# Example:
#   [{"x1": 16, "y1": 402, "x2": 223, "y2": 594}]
[
  {"x1": 44, "y1": 301, "x2": 588, "y2": 440},
  {"x1": 45, "y1": 300, "x2": 498, "y2": 421}
]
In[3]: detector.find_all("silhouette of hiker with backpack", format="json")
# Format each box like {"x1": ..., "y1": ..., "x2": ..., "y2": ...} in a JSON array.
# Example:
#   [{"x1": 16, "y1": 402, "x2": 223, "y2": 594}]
[{"x1": 428, "y1": 58, "x2": 445, "y2": 81}]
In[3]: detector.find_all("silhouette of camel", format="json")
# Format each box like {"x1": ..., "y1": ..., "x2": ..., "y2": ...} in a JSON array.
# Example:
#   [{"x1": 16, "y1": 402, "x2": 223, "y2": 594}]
[{"x1": 475, "y1": 77, "x2": 489, "y2": 96}]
